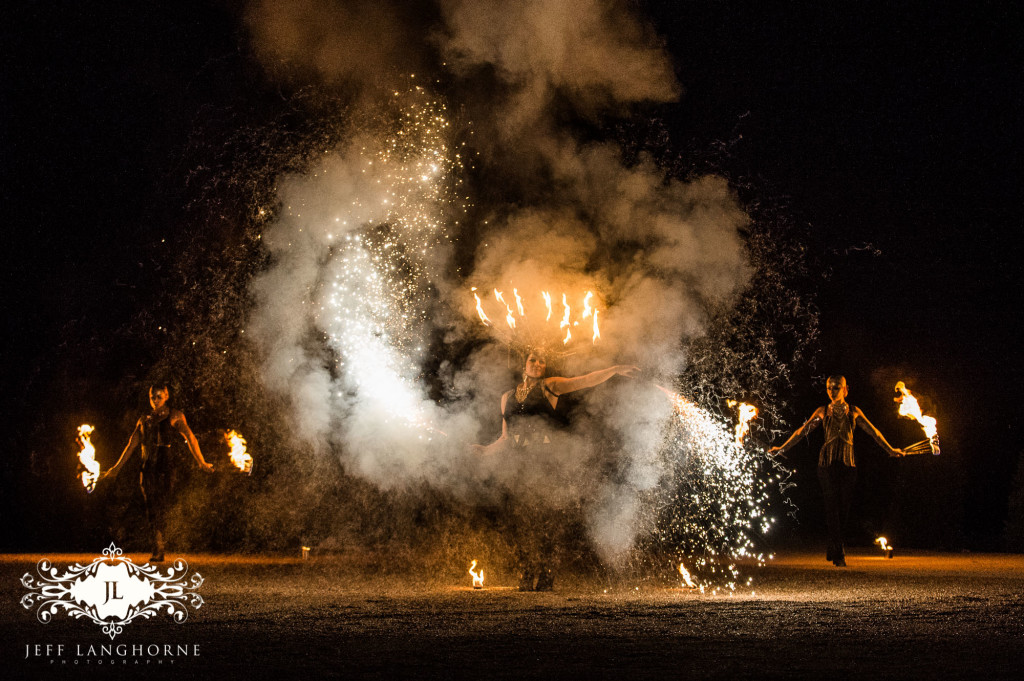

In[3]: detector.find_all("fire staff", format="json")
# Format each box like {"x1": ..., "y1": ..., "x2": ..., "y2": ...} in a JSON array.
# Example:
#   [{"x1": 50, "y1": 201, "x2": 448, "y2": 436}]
[
  {"x1": 101, "y1": 384, "x2": 214, "y2": 561},
  {"x1": 475, "y1": 352, "x2": 638, "y2": 591},
  {"x1": 770, "y1": 375, "x2": 904, "y2": 566}
]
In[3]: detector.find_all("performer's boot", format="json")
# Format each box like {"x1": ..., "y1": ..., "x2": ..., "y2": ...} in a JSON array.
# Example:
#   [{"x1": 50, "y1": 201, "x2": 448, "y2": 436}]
[
  {"x1": 534, "y1": 566, "x2": 554, "y2": 592},
  {"x1": 832, "y1": 543, "x2": 846, "y2": 567},
  {"x1": 149, "y1": 531, "x2": 166, "y2": 563}
]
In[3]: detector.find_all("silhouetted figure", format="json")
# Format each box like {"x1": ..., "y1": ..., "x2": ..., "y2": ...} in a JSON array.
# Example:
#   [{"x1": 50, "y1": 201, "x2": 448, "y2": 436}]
[
  {"x1": 771, "y1": 376, "x2": 903, "y2": 566},
  {"x1": 102, "y1": 384, "x2": 214, "y2": 561},
  {"x1": 475, "y1": 352, "x2": 637, "y2": 590}
]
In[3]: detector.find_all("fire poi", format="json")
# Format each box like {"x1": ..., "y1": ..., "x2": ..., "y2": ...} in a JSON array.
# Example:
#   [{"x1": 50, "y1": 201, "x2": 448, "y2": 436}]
[
  {"x1": 894, "y1": 382, "x2": 940, "y2": 455},
  {"x1": 223, "y1": 429, "x2": 254, "y2": 475},
  {"x1": 468, "y1": 560, "x2": 484, "y2": 589},
  {"x1": 76, "y1": 424, "x2": 100, "y2": 493}
]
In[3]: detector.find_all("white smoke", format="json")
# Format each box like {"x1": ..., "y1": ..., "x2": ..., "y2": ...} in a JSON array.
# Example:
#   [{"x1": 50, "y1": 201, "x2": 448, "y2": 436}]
[{"x1": 245, "y1": 0, "x2": 753, "y2": 565}]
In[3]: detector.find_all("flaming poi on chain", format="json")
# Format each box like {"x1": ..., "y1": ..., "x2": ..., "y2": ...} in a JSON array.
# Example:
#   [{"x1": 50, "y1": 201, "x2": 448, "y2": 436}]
[
  {"x1": 894, "y1": 382, "x2": 940, "y2": 455},
  {"x1": 874, "y1": 536, "x2": 895, "y2": 558},
  {"x1": 76, "y1": 424, "x2": 100, "y2": 493}
]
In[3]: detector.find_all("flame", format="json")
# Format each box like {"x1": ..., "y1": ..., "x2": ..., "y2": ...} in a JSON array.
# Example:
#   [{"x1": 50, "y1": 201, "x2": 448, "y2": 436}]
[
  {"x1": 469, "y1": 559, "x2": 484, "y2": 588},
  {"x1": 472, "y1": 288, "x2": 491, "y2": 326},
  {"x1": 76, "y1": 424, "x2": 100, "y2": 493},
  {"x1": 874, "y1": 536, "x2": 892, "y2": 552},
  {"x1": 471, "y1": 287, "x2": 602, "y2": 349},
  {"x1": 894, "y1": 382, "x2": 937, "y2": 438},
  {"x1": 224, "y1": 429, "x2": 253, "y2": 473},
  {"x1": 678, "y1": 561, "x2": 697, "y2": 588},
  {"x1": 494, "y1": 289, "x2": 516, "y2": 330},
  {"x1": 726, "y1": 400, "x2": 759, "y2": 446}
]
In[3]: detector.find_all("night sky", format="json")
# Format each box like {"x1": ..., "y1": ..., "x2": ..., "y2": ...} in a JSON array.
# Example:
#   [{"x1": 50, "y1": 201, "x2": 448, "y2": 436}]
[{"x1": 2, "y1": 1, "x2": 1022, "y2": 550}]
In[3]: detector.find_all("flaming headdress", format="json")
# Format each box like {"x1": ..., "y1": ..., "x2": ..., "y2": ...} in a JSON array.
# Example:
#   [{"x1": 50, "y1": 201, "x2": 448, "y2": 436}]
[{"x1": 470, "y1": 286, "x2": 603, "y2": 358}]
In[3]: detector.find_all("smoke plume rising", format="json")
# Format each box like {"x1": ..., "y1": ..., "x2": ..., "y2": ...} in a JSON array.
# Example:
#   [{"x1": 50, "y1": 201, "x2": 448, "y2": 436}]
[{"x1": 244, "y1": 0, "x2": 757, "y2": 569}]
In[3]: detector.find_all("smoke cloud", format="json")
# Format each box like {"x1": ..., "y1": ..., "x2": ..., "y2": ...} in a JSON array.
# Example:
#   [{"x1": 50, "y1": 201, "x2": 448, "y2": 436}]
[{"x1": 245, "y1": 0, "x2": 753, "y2": 566}]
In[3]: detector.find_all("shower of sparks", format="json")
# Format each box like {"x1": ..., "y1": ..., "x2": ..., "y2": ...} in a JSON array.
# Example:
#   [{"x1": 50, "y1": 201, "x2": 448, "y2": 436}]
[
  {"x1": 471, "y1": 287, "x2": 602, "y2": 350},
  {"x1": 304, "y1": 86, "x2": 462, "y2": 437},
  {"x1": 653, "y1": 386, "x2": 789, "y2": 594}
]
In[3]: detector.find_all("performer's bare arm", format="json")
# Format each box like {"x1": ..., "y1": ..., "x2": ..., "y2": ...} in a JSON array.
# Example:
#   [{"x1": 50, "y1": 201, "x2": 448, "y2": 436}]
[
  {"x1": 770, "y1": 407, "x2": 826, "y2": 455},
  {"x1": 853, "y1": 407, "x2": 904, "y2": 457},
  {"x1": 171, "y1": 412, "x2": 216, "y2": 472},
  {"x1": 545, "y1": 365, "x2": 639, "y2": 396},
  {"x1": 102, "y1": 419, "x2": 144, "y2": 479},
  {"x1": 472, "y1": 391, "x2": 512, "y2": 456}
]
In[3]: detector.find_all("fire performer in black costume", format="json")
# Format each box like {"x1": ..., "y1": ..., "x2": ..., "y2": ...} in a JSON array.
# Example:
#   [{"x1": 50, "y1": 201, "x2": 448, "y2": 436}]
[
  {"x1": 770, "y1": 376, "x2": 903, "y2": 566},
  {"x1": 475, "y1": 352, "x2": 638, "y2": 590},
  {"x1": 101, "y1": 384, "x2": 215, "y2": 561}
]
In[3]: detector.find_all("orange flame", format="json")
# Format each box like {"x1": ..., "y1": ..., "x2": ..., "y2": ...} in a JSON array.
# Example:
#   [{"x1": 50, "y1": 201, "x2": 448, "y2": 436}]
[
  {"x1": 678, "y1": 561, "x2": 697, "y2": 588},
  {"x1": 727, "y1": 400, "x2": 758, "y2": 446},
  {"x1": 224, "y1": 429, "x2": 253, "y2": 474},
  {"x1": 77, "y1": 424, "x2": 100, "y2": 493},
  {"x1": 894, "y1": 382, "x2": 937, "y2": 438},
  {"x1": 541, "y1": 291, "x2": 552, "y2": 322},
  {"x1": 472, "y1": 288, "x2": 491, "y2": 326},
  {"x1": 559, "y1": 294, "x2": 571, "y2": 330},
  {"x1": 494, "y1": 289, "x2": 516, "y2": 330},
  {"x1": 581, "y1": 291, "x2": 594, "y2": 319},
  {"x1": 513, "y1": 288, "x2": 525, "y2": 316},
  {"x1": 469, "y1": 559, "x2": 484, "y2": 588},
  {"x1": 592, "y1": 308, "x2": 600, "y2": 344},
  {"x1": 874, "y1": 536, "x2": 892, "y2": 552}
]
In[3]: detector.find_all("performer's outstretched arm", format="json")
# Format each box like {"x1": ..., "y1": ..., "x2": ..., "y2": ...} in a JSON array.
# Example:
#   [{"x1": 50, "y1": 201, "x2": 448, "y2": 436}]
[
  {"x1": 853, "y1": 407, "x2": 904, "y2": 457},
  {"x1": 545, "y1": 365, "x2": 639, "y2": 396},
  {"x1": 172, "y1": 413, "x2": 215, "y2": 472},
  {"x1": 770, "y1": 407, "x2": 825, "y2": 455},
  {"x1": 102, "y1": 420, "x2": 143, "y2": 479}
]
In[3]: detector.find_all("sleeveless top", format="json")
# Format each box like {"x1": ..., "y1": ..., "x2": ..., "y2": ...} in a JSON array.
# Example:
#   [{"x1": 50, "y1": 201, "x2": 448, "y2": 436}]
[
  {"x1": 503, "y1": 383, "x2": 569, "y2": 447},
  {"x1": 140, "y1": 409, "x2": 180, "y2": 463},
  {"x1": 819, "y1": 402, "x2": 856, "y2": 467}
]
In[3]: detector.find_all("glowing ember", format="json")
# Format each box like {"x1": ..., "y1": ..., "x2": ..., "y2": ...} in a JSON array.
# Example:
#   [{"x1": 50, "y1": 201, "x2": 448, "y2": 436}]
[
  {"x1": 678, "y1": 561, "x2": 697, "y2": 589},
  {"x1": 468, "y1": 559, "x2": 484, "y2": 589},
  {"x1": 224, "y1": 429, "x2": 253, "y2": 474},
  {"x1": 894, "y1": 382, "x2": 940, "y2": 455},
  {"x1": 726, "y1": 400, "x2": 759, "y2": 446},
  {"x1": 76, "y1": 424, "x2": 100, "y2": 493}
]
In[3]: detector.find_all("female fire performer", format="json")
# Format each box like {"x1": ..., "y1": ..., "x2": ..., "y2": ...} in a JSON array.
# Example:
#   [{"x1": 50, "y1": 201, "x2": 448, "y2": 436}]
[
  {"x1": 474, "y1": 352, "x2": 638, "y2": 590},
  {"x1": 770, "y1": 375, "x2": 904, "y2": 567},
  {"x1": 101, "y1": 384, "x2": 215, "y2": 562}
]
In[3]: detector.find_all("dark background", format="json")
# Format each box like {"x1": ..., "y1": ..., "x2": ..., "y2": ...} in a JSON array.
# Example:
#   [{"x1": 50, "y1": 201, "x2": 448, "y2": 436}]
[{"x1": 2, "y1": 1, "x2": 1022, "y2": 552}]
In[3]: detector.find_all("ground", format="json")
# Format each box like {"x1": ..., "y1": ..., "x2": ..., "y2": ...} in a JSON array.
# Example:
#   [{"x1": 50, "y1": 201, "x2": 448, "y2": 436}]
[{"x1": 2, "y1": 549, "x2": 1022, "y2": 679}]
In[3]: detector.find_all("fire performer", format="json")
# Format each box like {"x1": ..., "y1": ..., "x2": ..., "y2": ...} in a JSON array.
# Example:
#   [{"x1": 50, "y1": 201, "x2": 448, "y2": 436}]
[
  {"x1": 474, "y1": 352, "x2": 639, "y2": 590},
  {"x1": 101, "y1": 384, "x2": 215, "y2": 561},
  {"x1": 770, "y1": 376, "x2": 903, "y2": 566}
]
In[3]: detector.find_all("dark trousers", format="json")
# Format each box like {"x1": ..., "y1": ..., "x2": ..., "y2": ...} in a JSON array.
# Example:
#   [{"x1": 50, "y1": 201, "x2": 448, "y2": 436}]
[
  {"x1": 140, "y1": 449, "x2": 177, "y2": 542},
  {"x1": 817, "y1": 464, "x2": 857, "y2": 558}
]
